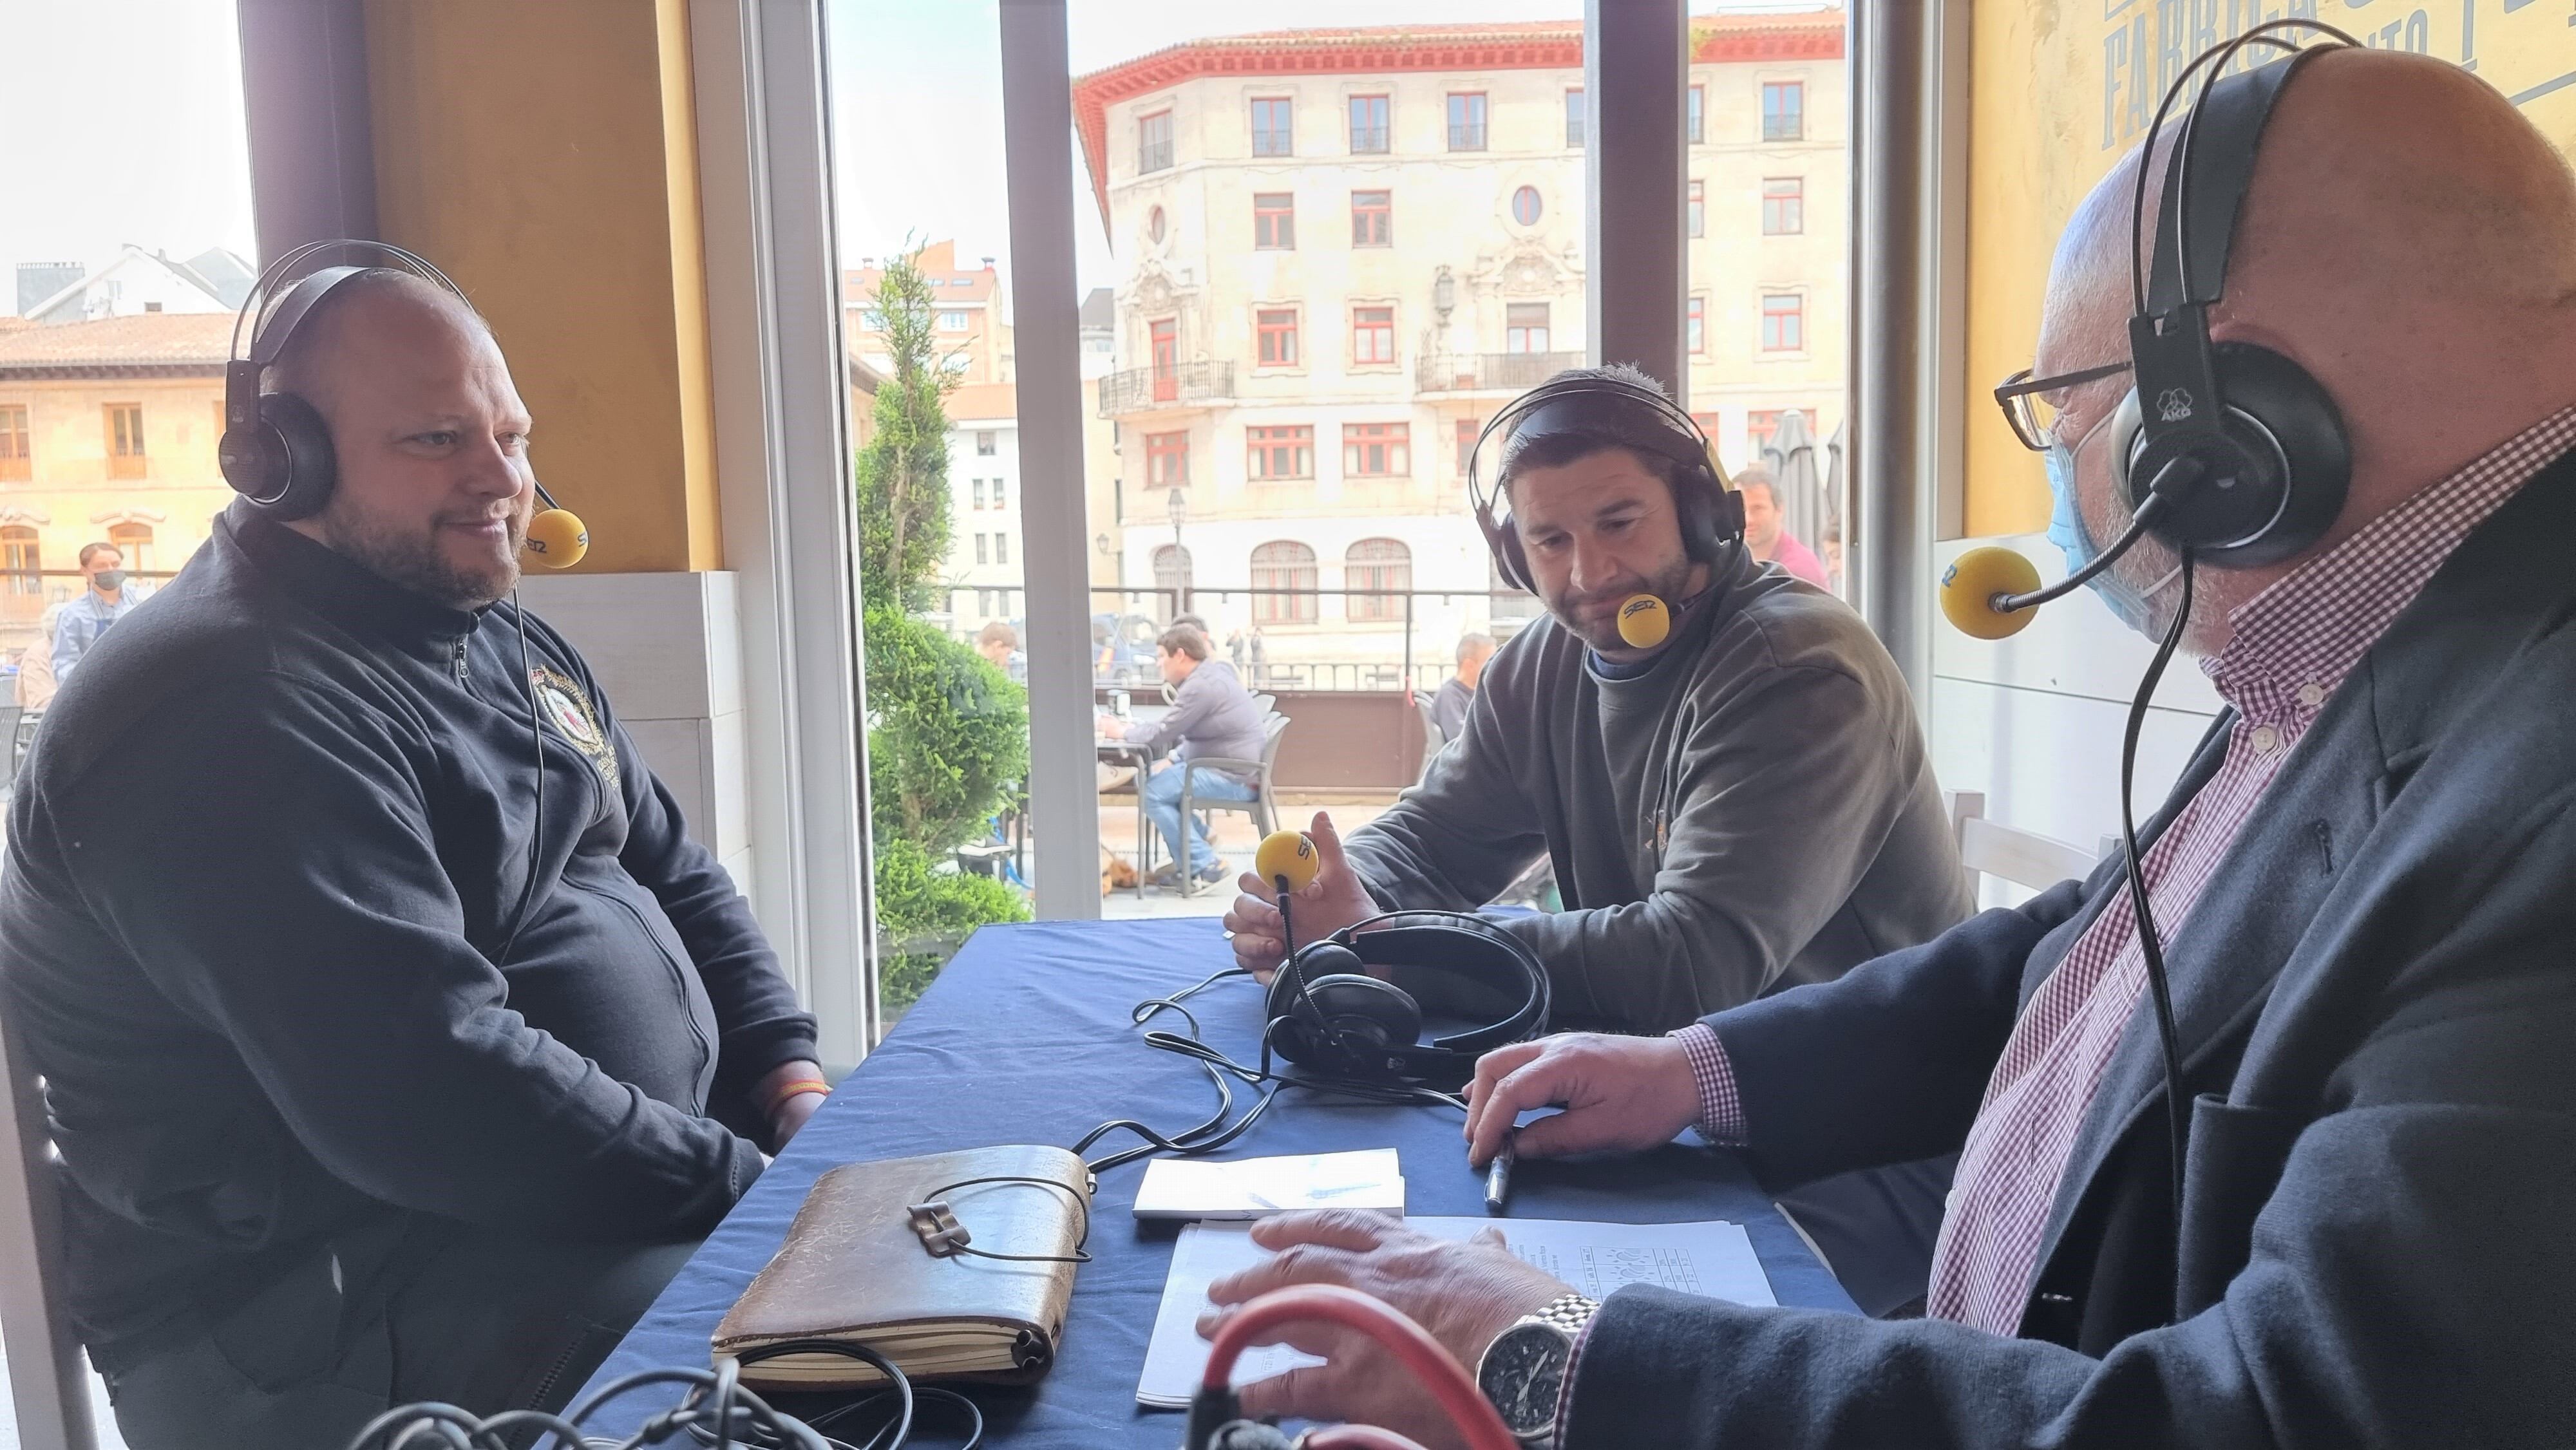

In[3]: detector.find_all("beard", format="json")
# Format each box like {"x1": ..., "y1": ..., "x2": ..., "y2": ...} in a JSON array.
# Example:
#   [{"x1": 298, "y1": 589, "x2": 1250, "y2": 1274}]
[
  {"x1": 319, "y1": 495, "x2": 527, "y2": 610},
  {"x1": 1543, "y1": 549, "x2": 1701, "y2": 655}
]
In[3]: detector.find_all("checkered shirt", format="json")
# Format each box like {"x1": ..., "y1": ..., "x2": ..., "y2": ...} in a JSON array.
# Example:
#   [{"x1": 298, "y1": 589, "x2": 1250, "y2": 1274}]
[{"x1": 1921, "y1": 405, "x2": 2576, "y2": 1333}]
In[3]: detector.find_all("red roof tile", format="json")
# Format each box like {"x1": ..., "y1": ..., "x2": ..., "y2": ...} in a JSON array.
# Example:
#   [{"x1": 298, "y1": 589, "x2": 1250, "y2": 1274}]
[{"x1": 0, "y1": 312, "x2": 235, "y2": 374}]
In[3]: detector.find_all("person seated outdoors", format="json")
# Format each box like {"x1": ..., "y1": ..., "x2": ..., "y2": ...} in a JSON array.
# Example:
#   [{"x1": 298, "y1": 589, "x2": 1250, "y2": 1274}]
[
  {"x1": 1207, "y1": 50, "x2": 2576, "y2": 1449},
  {"x1": 1224, "y1": 363, "x2": 1969, "y2": 1313},
  {"x1": 0, "y1": 268, "x2": 824, "y2": 1448},
  {"x1": 975, "y1": 618, "x2": 1027, "y2": 684},
  {"x1": 1428, "y1": 631, "x2": 1495, "y2": 742},
  {"x1": 1098, "y1": 623, "x2": 1265, "y2": 889},
  {"x1": 1734, "y1": 465, "x2": 1831, "y2": 588}
]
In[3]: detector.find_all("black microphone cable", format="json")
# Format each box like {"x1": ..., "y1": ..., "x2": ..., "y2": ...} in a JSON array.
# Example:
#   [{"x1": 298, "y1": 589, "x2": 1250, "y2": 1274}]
[{"x1": 2114, "y1": 549, "x2": 2197, "y2": 1243}]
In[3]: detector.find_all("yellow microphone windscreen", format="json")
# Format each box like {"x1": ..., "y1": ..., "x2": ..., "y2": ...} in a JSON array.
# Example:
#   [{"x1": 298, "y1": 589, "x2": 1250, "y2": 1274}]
[
  {"x1": 1255, "y1": 830, "x2": 1319, "y2": 892},
  {"x1": 525, "y1": 508, "x2": 589, "y2": 569},
  {"x1": 1940, "y1": 547, "x2": 2043, "y2": 639},
  {"x1": 1616, "y1": 593, "x2": 1671, "y2": 649}
]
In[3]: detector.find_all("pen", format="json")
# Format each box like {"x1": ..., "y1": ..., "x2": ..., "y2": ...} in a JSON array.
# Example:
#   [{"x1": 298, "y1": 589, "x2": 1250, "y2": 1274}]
[{"x1": 1484, "y1": 1132, "x2": 1516, "y2": 1216}]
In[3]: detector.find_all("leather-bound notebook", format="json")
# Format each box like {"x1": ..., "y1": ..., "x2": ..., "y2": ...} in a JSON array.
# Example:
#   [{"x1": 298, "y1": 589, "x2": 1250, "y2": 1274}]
[{"x1": 714, "y1": 1145, "x2": 1094, "y2": 1389}]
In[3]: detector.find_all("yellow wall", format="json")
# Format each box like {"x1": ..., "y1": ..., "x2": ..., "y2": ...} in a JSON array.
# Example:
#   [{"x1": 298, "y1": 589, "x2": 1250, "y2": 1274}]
[
  {"x1": 1965, "y1": 2, "x2": 2576, "y2": 536},
  {"x1": 363, "y1": 0, "x2": 721, "y2": 572}
]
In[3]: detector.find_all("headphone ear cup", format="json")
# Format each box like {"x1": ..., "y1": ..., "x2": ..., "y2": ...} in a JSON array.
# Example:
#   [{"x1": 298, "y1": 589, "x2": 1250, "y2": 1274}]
[
  {"x1": 2121, "y1": 344, "x2": 2348, "y2": 569},
  {"x1": 1497, "y1": 528, "x2": 1533, "y2": 593},
  {"x1": 233, "y1": 392, "x2": 338, "y2": 520}
]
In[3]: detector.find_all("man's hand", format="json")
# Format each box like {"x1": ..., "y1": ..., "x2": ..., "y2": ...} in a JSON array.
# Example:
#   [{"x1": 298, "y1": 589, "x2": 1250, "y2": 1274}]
[
  {"x1": 1463, "y1": 1033, "x2": 1700, "y2": 1169},
  {"x1": 1097, "y1": 713, "x2": 1128, "y2": 740},
  {"x1": 1196, "y1": 1211, "x2": 1569, "y2": 1449},
  {"x1": 1221, "y1": 811, "x2": 1378, "y2": 981}
]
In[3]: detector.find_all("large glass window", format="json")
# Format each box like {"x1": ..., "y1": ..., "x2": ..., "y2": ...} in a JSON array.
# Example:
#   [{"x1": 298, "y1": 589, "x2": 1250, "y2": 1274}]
[
  {"x1": 1250, "y1": 540, "x2": 1319, "y2": 623},
  {"x1": 1251, "y1": 97, "x2": 1295, "y2": 156},
  {"x1": 1761, "y1": 292, "x2": 1804, "y2": 352}
]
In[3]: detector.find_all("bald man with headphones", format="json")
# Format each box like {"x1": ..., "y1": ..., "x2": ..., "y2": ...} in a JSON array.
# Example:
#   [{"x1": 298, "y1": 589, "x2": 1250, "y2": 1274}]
[{"x1": 0, "y1": 252, "x2": 821, "y2": 1446}]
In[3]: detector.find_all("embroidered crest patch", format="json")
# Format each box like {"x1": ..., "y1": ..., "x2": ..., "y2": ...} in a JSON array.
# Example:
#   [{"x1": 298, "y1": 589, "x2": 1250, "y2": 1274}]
[{"x1": 529, "y1": 666, "x2": 620, "y2": 789}]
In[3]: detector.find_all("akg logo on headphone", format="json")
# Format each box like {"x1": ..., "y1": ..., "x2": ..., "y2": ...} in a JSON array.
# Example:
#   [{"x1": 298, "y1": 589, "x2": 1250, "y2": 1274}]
[{"x1": 2156, "y1": 388, "x2": 2196, "y2": 423}]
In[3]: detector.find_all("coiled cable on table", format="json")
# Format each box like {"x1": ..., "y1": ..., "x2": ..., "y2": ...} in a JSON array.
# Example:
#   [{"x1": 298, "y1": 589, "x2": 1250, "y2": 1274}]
[
  {"x1": 343, "y1": 1339, "x2": 980, "y2": 1450},
  {"x1": 1077, "y1": 965, "x2": 1468, "y2": 1175}
]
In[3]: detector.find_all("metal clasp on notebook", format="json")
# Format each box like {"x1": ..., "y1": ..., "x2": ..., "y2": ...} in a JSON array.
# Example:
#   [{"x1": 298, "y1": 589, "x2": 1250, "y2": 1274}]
[{"x1": 907, "y1": 1200, "x2": 972, "y2": 1257}]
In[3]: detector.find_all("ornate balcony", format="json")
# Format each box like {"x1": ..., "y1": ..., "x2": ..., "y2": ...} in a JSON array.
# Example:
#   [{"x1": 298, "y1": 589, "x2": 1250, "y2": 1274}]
[
  {"x1": 1415, "y1": 351, "x2": 1584, "y2": 394},
  {"x1": 1097, "y1": 361, "x2": 1235, "y2": 417}
]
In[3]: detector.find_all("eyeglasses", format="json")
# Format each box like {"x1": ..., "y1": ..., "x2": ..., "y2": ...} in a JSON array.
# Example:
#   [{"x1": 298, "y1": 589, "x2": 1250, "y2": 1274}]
[{"x1": 1993, "y1": 360, "x2": 2132, "y2": 453}]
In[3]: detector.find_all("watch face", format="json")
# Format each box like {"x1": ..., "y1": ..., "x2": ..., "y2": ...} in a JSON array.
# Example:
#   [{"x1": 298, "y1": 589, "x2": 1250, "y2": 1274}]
[{"x1": 1479, "y1": 1323, "x2": 1571, "y2": 1435}]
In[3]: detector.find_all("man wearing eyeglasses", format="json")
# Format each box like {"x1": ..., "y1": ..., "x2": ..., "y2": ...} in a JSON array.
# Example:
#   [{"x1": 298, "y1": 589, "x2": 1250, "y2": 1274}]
[{"x1": 1203, "y1": 49, "x2": 2576, "y2": 1450}]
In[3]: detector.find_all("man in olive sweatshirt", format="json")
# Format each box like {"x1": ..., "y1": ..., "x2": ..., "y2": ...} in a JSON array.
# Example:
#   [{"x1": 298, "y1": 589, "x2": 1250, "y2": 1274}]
[{"x1": 1224, "y1": 364, "x2": 1970, "y2": 1312}]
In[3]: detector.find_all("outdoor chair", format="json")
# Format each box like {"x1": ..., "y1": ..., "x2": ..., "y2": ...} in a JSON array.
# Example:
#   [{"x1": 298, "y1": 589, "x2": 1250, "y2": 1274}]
[
  {"x1": 1177, "y1": 712, "x2": 1289, "y2": 897},
  {"x1": 1945, "y1": 790, "x2": 2115, "y2": 898}
]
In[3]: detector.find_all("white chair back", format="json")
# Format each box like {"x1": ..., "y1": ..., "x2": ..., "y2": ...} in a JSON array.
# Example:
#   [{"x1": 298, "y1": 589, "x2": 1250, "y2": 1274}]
[{"x1": 1945, "y1": 790, "x2": 2110, "y2": 894}]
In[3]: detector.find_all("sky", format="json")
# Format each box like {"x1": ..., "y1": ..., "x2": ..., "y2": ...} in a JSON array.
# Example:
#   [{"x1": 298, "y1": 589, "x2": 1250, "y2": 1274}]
[{"x1": 0, "y1": 0, "x2": 1826, "y2": 312}]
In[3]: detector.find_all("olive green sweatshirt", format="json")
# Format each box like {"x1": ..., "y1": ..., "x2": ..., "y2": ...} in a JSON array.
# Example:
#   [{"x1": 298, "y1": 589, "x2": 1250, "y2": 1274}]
[{"x1": 1344, "y1": 547, "x2": 1972, "y2": 1031}]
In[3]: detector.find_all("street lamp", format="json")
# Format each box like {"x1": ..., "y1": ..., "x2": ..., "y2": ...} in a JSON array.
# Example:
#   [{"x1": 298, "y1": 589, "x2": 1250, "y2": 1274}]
[{"x1": 1165, "y1": 489, "x2": 1188, "y2": 619}]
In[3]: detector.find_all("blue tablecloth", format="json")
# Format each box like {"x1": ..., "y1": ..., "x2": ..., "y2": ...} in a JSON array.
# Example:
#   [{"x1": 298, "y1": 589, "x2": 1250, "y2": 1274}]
[{"x1": 574, "y1": 918, "x2": 1857, "y2": 1443}]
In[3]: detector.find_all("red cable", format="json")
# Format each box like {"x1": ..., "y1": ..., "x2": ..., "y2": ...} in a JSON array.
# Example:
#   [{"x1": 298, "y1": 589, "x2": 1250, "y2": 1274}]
[
  {"x1": 1303, "y1": 1427, "x2": 1434, "y2": 1450},
  {"x1": 1200, "y1": 1285, "x2": 1519, "y2": 1450}
]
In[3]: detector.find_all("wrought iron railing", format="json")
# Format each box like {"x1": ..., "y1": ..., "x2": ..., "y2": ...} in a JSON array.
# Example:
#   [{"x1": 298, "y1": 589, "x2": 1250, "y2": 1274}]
[
  {"x1": 1097, "y1": 361, "x2": 1236, "y2": 417},
  {"x1": 1415, "y1": 351, "x2": 1584, "y2": 393}
]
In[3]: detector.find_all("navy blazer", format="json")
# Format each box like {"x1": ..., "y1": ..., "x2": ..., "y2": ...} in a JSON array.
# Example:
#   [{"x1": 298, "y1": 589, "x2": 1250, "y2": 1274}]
[{"x1": 1564, "y1": 442, "x2": 2576, "y2": 1447}]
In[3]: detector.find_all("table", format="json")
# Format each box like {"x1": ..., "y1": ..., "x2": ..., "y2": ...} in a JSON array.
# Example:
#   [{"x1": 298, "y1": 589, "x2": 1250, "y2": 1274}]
[{"x1": 573, "y1": 918, "x2": 1857, "y2": 1444}]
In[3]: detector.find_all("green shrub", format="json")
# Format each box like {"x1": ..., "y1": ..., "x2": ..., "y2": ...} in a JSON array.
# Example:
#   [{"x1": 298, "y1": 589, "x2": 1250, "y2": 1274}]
[
  {"x1": 873, "y1": 836, "x2": 1029, "y2": 1019},
  {"x1": 864, "y1": 606, "x2": 1027, "y2": 856}
]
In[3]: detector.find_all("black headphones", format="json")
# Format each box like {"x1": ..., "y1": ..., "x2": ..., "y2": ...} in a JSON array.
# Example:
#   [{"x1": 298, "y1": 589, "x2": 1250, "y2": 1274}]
[
  {"x1": 1466, "y1": 372, "x2": 1745, "y2": 593},
  {"x1": 1264, "y1": 911, "x2": 1551, "y2": 1089},
  {"x1": 2112, "y1": 24, "x2": 2358, "y2": 568},
  {"x1": 218, "y1": 240, "x2": 475, "y2": 521}
]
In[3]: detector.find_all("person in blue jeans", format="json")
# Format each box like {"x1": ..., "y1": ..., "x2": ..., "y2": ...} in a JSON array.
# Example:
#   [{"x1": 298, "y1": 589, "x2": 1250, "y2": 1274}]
[{"x1": 1097, "y1": 623, "x2": 1265, "y2": 888}]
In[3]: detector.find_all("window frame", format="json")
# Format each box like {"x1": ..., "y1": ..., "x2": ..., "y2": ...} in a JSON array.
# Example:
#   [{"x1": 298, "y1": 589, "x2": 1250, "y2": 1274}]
[
  {"x1": 1246, "y1": 424, "x2": 1316, "y2": 482},
  {"x1": 1350, "y1": 305, "x2": 1397, "y2": 367},
  {"x1": 1348, "y1": 93, "x2": 1390, "y2": 155},
  {"x1": 1254, "y1": 307, "x2": 1302, "y2": 368},
  {"x1": 104, "y1": 402, "x2": 146, "y2": 480},
  {"x1": 1343, "y1": 537, "x2": 1413, "y2": 621},
  {"x1": 1505, "y1": 302, "x2": 1551, "y2": 355},
  {"x1": 976, "y1": 429, "x2": 998, "y2": 455},
  {"x1": 0, "y1": 402, "x2": 28, "y2": 482},
  {"x1": 1687, "y1": 83, "x2": 1705, "y2": 144},
  {"x1": 1762, "y1": 176, "x2": 1805, "y2": 236},
  {"x1": 1455, "y1": 417, "x2": 1481, "y2": 475},
  {"x1": 1763, "y1": 80, "x2": 1805, "y2": 142},
  {"x1": 1138, "y1": 107, "x2": 1175, "y2": 173},
  {"x1": 1249, "y1": 540, "x2": 1320, "y2": 624},
  {"x1": 1250, "y1": 95, "x2": 1295, "y2": 157},
  {"x1": 1144, "y1": 428, "x2": 1190, "y2": 489},
  {"x1": 1564, "y1": 88, "x2": 1586, "y2": 148},
  {"x1": 1687, "y1": 295, "x2": 1707, "y2": 354},
  {"x1": 1350, "y1": 189, "x2": 1392, "y2": 248},
  {"x1": 1340, "y1": 420, "x2": 1410, "y2": 478},
  {"x1": 1, "y1": 525, "x2": 38, "y2": 597},
  {"x1": 1760, "y1": 292, "x2": 1806, "y2": 353},
  {"x1": 1687, "y1": 178, "x2": 1704, "y2": 238},
  {"x1": 1446, "y1": 92, "x2": 1488, "y2": 151},
  {"x1": 1253, "y1": 191, "x2": 1296, "y2": 250}
]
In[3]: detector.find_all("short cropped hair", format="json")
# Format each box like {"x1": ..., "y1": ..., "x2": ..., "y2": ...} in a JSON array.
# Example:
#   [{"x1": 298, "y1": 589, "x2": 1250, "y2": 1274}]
[
  {"x1": 263, "y1": 268, "x2": 493, "y2": 402},
  {"x1": 976, "y1": 621, "x2": 1018, "y2": 650},
  {"x1": 77, "y1": 542, "x2": 119, "y2": 568},
  {"x1": 1456, "y1": 632, "x2": 1496, "y2": 664},
  {"x1": 1497, "y1": 362, "x2": 1688, "y2": 499},
  {"x1": 1157, "y1": 624, "x2": 1211, "y2": 661},
  {"x1": 1733, "y1": 464, "x2": 1778, "y2": 505}
]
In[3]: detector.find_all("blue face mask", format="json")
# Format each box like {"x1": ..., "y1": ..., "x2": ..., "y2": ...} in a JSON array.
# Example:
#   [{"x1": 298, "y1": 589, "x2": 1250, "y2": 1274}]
[{"x1": 2043, "y1": 409, "x2": 2180, "y2": 636}]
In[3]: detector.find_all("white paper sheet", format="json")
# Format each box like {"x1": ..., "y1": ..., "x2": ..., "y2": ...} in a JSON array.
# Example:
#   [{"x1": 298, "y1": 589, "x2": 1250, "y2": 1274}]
[
  {"x1": 1133, "y1": 1148, "x2": 1406, "y2": 1220},
  {"x1": 1136, "y1": 1216, "x2": 1775, "y2": 1408}
]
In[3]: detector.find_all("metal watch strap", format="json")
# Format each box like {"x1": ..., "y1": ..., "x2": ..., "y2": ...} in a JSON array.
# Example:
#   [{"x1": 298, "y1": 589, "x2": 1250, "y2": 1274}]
[{"x1": 1500, "y1": 1293, "x2": 1598, "y2": 1449}]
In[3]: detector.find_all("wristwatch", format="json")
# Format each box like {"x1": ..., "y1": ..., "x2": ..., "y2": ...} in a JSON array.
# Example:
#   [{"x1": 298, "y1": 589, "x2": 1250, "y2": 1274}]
[{"x1": 1475, "y1": 1292, "x2": 1600, "y2": 1447}]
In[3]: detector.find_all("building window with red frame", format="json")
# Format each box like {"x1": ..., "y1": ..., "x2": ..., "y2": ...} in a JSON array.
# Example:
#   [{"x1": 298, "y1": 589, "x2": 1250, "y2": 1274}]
[
  {"x1": 1251, "y1": 97, "x2": 1294, "y2": 156},
  {"x1": 1762, "y1": 176, "x2": 1804, "y2": 235},
  {"x1": 1761, "y1": 293, "x2": 1804, "y2": 352},
  {"x1": 1344, "y1": 538, "x2": 1412, "y2": 621},
  {"x1": 1456, "y1": 418, "x2": 1481, "y2": 475},
  {"x1": 1351, "y1": 306, "x2": 1396, "y2": 366},
  {"x1": 1350, "y1": 190, "x2": 1392, "y2": 247},
  {"x1": 1254, "y1": 193, "x2": 1296, "y2": 250},
  {"x1": 1146, "y1": 429, "x2": 1189, "y2": 488},
  {"x1": 1251, "y1": 540, "x2": 1320, "y2": 623},
  {"x1": 1342, "y1": 422, "x2": 1410, "y2": 478},
  {"x1": 1248, "y1": 425, "x2": 1314, "y2": 480},
  {"x1": 1139, "y1": 109, "x2": 1174, "y2": 173},
  {"x1": 1256, "y1": 308, "x2": 1300, "y2": 366},
  {"x1": 1687, "y1": 296, "x2": 1707, "y2": 354}
]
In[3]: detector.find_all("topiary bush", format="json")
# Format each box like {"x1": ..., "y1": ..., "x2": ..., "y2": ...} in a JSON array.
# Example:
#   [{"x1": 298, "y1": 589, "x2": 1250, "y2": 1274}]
[
  {"x1": 872, "y1": 836, "x2": 1029, "y2": 1020},
  {"x1": 864, "y1": 605, "x2": 1027, "y2": 856}
]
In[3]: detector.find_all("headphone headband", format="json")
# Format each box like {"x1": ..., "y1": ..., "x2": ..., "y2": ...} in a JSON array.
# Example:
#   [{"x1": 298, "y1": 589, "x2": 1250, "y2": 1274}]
[{"x1": 1266, "y1": 909, "x2": 1551, "y2": 1088}]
